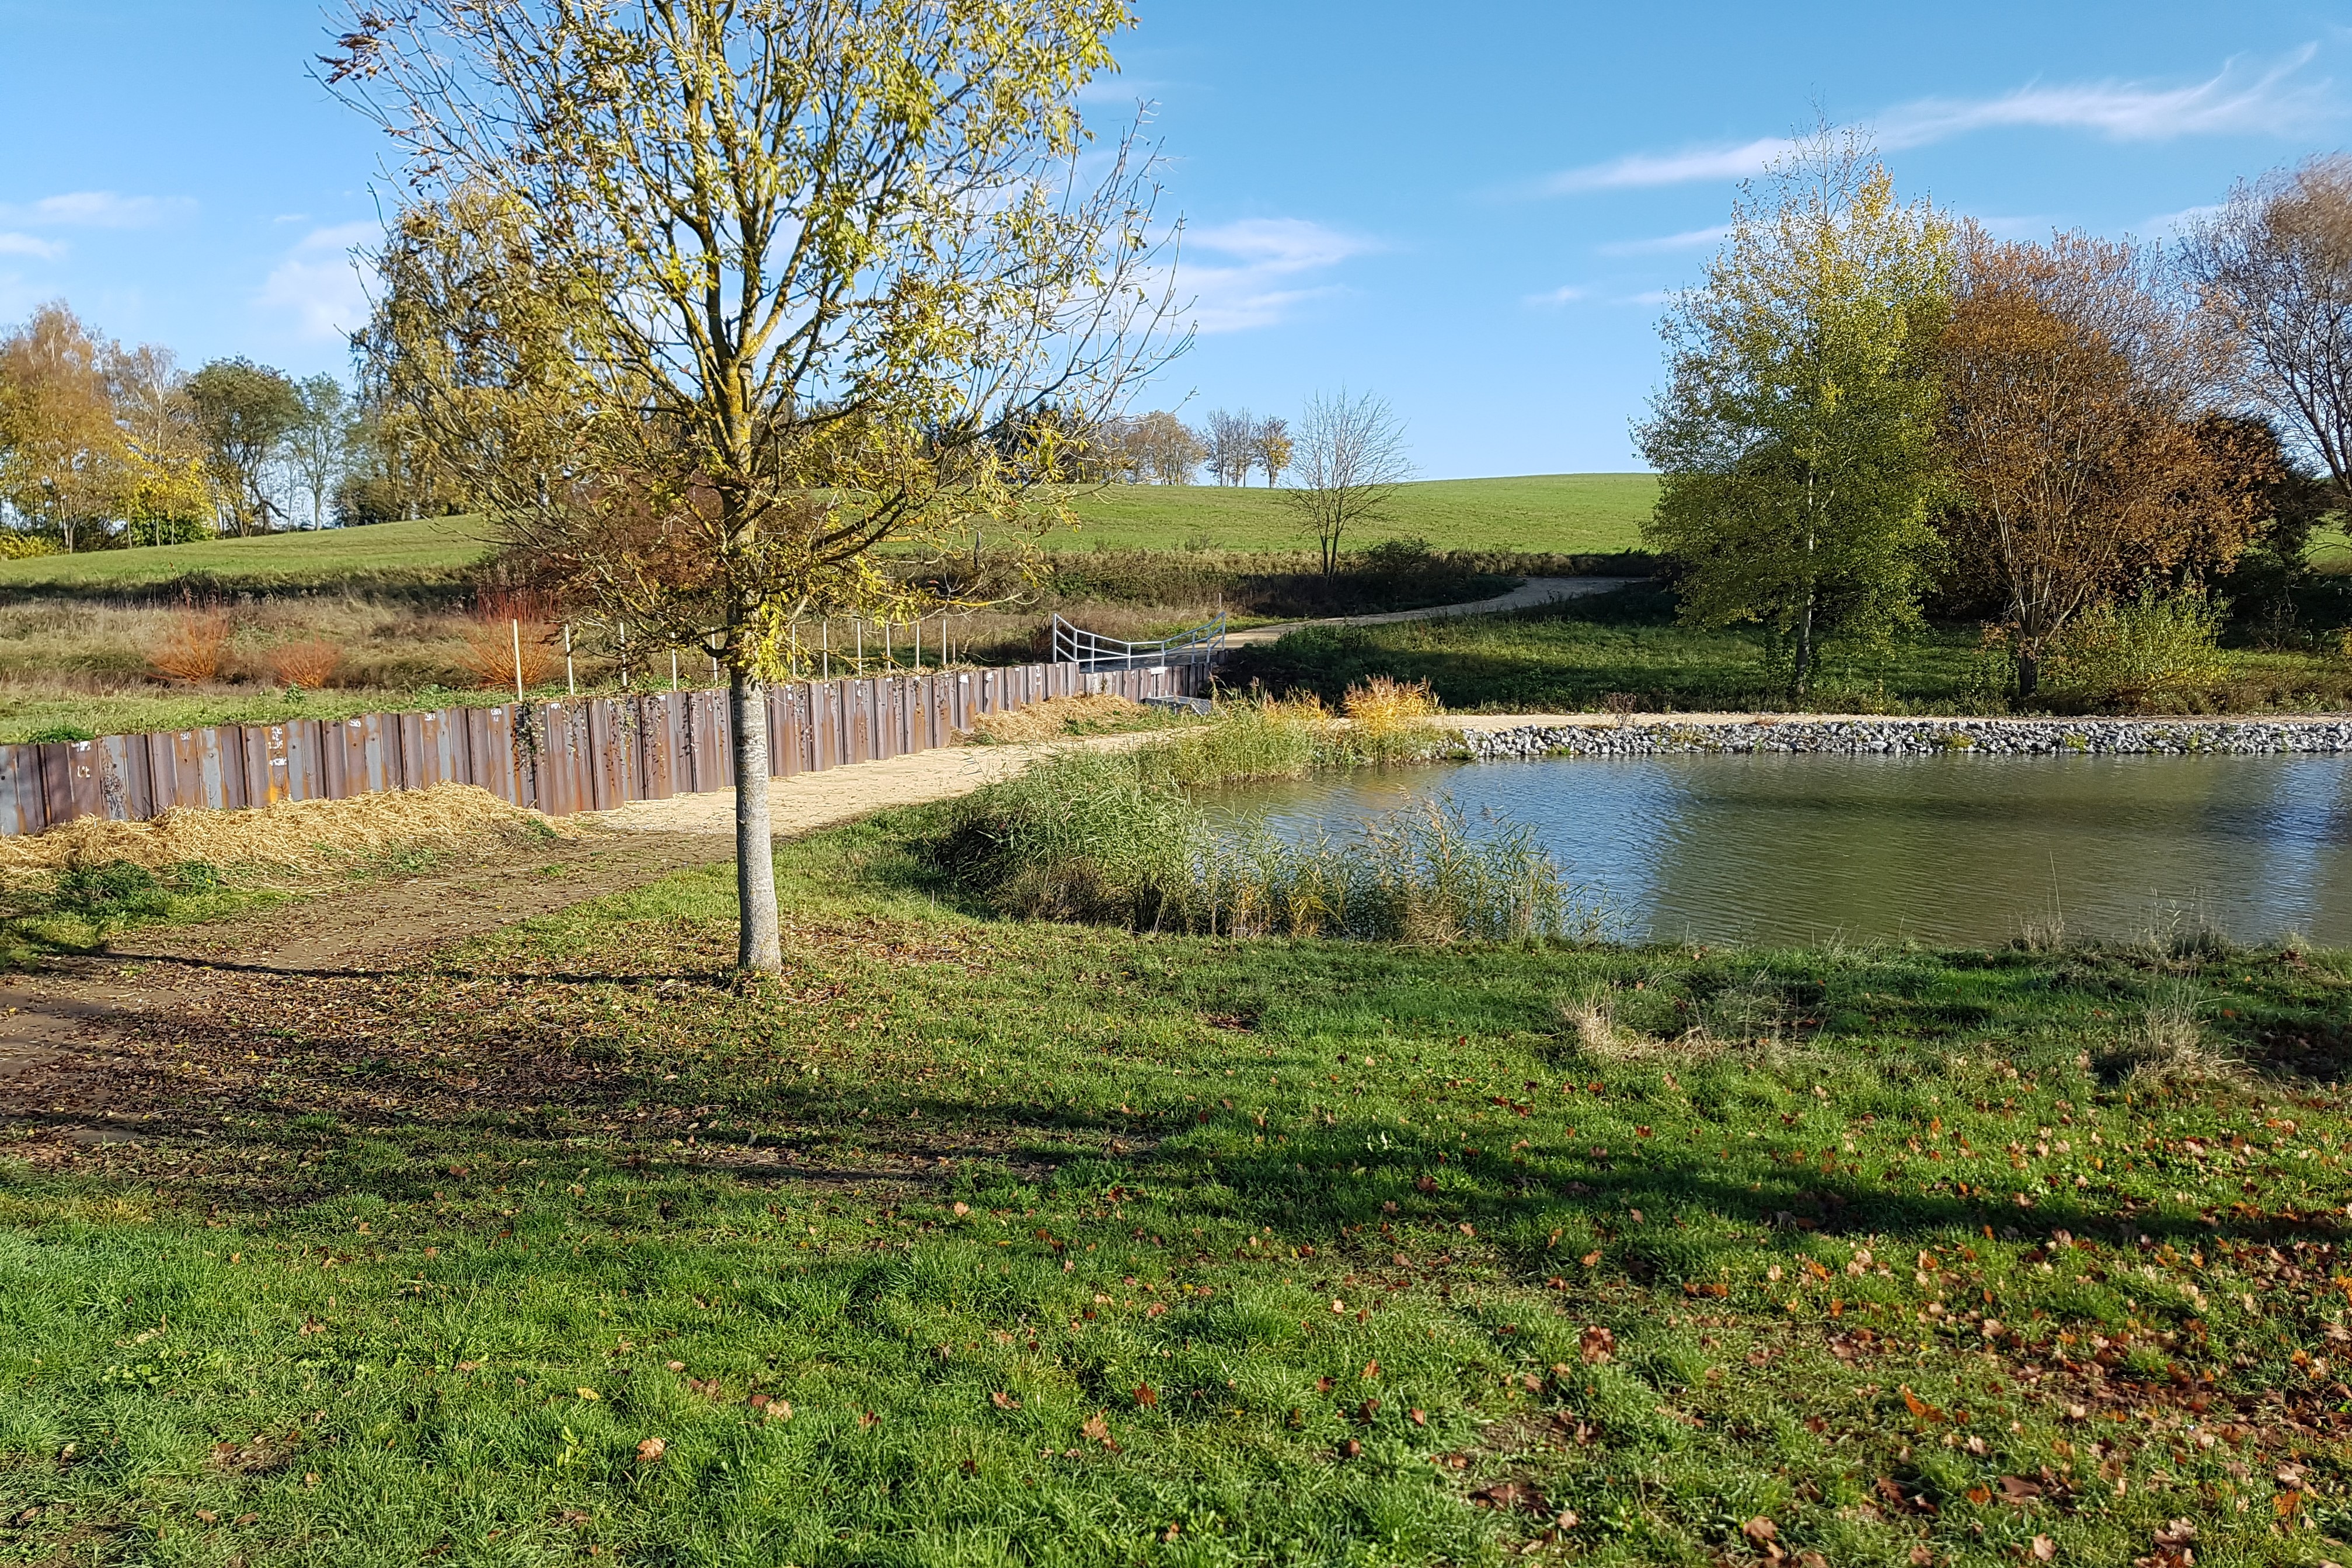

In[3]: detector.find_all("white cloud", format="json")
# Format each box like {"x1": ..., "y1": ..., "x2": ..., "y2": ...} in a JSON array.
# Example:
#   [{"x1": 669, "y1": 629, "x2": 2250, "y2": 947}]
[
  {"x1": 1545, "y1": 47, "x2": 2333, "y2": 192},
  {"x1": 0, "y1": 233, "x2": 62, "y2": 260},
  {"x1": 1172, "y1": 218, "x2": 1376, "y2": 333},
  {"x1": 0, "y1": 190, "x2": 194, "y2": 228},
  {"x1": 1522, "y1": 284, "x2": 1588, "y2": 308},
  {"x1": 1551, "y1": 137, "x2": 1797, "y2": 194},
  {"x1": 257, "y1": 222, "x2": 381, "y2": 342},
  {"x1": 1597, "y1": 225, "x2": 1729, "y2": 256}
]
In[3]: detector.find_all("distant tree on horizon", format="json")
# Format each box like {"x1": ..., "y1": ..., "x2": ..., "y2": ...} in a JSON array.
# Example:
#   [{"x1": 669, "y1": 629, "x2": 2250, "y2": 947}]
[
  {"x1": 1253, "y1": 414, "x2": 1292, "y2": 486},
  {"x1": 1280, "y1": 388, "x2": 1411, "y2": 577},
  {"x1": 185, "y1": 356, "x2": 302, "y2": 536}
]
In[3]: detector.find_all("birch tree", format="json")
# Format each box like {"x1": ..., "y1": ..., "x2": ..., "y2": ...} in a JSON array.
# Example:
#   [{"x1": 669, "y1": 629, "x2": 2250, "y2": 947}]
[
  {"x1": 1636, "y1": 128, "x2": 1953, "y2": 699},
  {"x1": 329, "y1": 0, "x2": 1175, "y2": 973}
]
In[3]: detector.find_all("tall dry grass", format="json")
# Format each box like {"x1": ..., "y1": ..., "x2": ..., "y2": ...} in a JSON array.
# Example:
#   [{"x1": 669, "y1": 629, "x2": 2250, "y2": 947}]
[
  {"x1": 148, "y1": 610, "x2": 231, "y2": 682},
  {"x1": 0, "y1": 783, "x2": 571, "y2": 880},
  {"x1": 267, "y1": 639, "x2": 344, "y2": 689},
  {"x1": 1342, "y1": 674, "x2": 1441, "y2": 737}
]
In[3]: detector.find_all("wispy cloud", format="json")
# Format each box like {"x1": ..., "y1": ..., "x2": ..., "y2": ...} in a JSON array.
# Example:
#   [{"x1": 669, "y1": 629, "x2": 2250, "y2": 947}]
[
  {"x1": 1544, "y1": 47, "x2": 2333, "y2": 193},
  {"x1": 1597, "y1": 225, "x2": 1728, "y2": 256},
  {"x1": 257, "y1": 221, "x2": 379, "y2": 342},
  {"x1": 1172, "y1": 217, "x2": 1376, "y2": 332},
  {"x1": 0, "y1": 190, "x2": 195, "y2": 228},
  {"x1": 1522, "y1": 284, "x2": 1589, "y2": 308},
  {"x1": 0, "y1": 234, "x2": 63, "y2": 260}
]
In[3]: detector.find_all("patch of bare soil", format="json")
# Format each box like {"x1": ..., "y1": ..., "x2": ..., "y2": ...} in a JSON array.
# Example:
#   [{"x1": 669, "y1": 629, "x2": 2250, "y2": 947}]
[{"x1": 0, "y1": 828, "x2": 723, "y2": 1145}]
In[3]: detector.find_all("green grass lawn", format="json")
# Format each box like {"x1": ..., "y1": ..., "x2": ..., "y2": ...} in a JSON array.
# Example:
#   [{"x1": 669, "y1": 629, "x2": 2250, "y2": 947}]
[
  {"x1": 1062, "y1": 475, "x2": 1656, "y2": 556},
  {"x1": 0, "y1": 478, "x2": 1655, "y2": 598},
  {"x1": 0, "y1": 515, "x2": 498, "y2": 594},
  {"x1": 3, "y1": 800, "x2": 2346, "y2": 1566},
  {"x1": 1230, "y1": 584, "x2": 2352, "y2": 716}
]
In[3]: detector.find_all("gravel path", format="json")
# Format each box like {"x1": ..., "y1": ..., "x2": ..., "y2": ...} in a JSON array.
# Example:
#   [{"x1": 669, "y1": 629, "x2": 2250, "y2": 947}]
[
  {"x1": 1220, "y1": 574, "x2": 1632, "y2": 646},
  {"x1": 591, "y1": 730, "x2": 1162, "y2": 837}
]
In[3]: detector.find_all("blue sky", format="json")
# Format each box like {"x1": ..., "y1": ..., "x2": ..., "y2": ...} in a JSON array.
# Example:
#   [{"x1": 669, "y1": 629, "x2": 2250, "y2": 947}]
[{"x1": 2, "y1": 1, "x2": 2346, "y2": 478}]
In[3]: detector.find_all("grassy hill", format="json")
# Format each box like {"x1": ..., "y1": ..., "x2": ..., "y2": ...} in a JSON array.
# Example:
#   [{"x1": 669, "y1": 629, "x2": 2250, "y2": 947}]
[
  {"x1": 1060, "y1": 473, "x2": 1657, "y2": 553},
  {"x1": 0, "y1": 475, "x2": 1657, "y2": 596},
  {"x1": 0, "y1": 514, "x2": 497, "y2": 594}
]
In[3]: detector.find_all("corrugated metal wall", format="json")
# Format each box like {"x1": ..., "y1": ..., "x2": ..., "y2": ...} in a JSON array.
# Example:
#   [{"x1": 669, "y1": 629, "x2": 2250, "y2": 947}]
[{"x1": 0, "y1": 661, "x2": 1206, "y2": 837}]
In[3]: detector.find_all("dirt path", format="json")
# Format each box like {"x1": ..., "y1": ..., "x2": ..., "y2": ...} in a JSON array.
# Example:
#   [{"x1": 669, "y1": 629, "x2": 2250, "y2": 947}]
[
  {"x1": 0, "y1": 730, "x2": 1167, "y2": 1140},
  {"x1": 0, "y1": 831, "x2": 722, "y2": 1134},
  {"x1": 1222, "y1": 574, "x2": 1630, "y2": 646},
  {"x1": 593, "y1": 730, "x2": 1158, "y2": 837}
]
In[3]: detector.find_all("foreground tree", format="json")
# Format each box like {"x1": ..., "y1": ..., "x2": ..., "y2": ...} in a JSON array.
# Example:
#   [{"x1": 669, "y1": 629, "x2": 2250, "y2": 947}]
[
  {"x1": 185, "y1": 358, "x2": 302, "y2": 535},
  {"x1": 331, "y1": 0, "x2": 1170, "y2": 973},
  {"x1": 1281, "y1": 388, "x2": 1410, "y2": 577},
  {"x1": 1936, "y1": 228, "x2": 2250, "y2": 699},
  {"x1": 1637, "y1": 130, "x2": 1953, "y2": 699},
  {"x1": 2176, "y1": 156, "x2": 2352, "y2": 508}
]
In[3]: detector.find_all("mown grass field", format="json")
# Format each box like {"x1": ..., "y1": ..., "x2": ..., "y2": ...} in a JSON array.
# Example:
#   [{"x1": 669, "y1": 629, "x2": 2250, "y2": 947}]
[
  {"x1": 0, "y1": 516, "x2": 497, "y2": 594},
  {"x1": 1060, "y1": 476, "x2": 1656, "y2": 556},
  {"x1": 0, "y1": 477, "x2": 1656, "y2": 595},
  {"x1": 1231, "y1": 584, "x2": 2352, "y2": 716},
  {"x1": 2, "y1": 799, "x2": 2346, "y2": 1566}
]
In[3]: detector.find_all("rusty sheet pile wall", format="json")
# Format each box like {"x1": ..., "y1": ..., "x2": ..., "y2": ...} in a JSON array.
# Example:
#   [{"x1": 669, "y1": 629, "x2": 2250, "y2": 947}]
[{"x1": 0, "y1": 661, "x2": 1205, "y2": 837}]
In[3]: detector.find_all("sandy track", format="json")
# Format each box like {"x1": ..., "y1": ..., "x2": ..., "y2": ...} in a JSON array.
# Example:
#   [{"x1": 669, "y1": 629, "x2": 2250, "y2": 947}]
[
  {"x1": 1221, "y1": 574, "x2": 1629, "y2": 646},
  {"x1": 591, "y1": 730, "x2": 1162, "y2": 838}
]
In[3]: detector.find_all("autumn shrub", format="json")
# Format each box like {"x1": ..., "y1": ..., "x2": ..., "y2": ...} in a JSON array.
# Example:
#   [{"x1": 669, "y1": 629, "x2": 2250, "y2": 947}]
[
  {"x1": 0, "y1": 531, "x2": 58, "y2": 560},
  {"x1": 267, "y1": 640, "x2": 344, "y2": 689},
  {"x1": 1341, "y1": 674, "x2": 1442, "y2": 737},
  {"x1": 2045, "y1": 590, "x2": 2231, "y2": 712},
  {"x1": 457, "y1": 587, "x2": 560, "y2": 691},
  {"x1": 149, "y1": 610, "x2": 232, "y2": 682}
]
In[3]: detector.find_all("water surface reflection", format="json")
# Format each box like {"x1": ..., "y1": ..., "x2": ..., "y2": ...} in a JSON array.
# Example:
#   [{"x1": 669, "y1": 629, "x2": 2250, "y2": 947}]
[{"x1": 1200, "y1": 754, "x2": 2352, "y2": 947}]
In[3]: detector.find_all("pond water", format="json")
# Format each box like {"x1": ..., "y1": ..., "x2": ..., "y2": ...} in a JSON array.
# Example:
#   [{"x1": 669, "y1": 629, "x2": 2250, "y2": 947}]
[{"x1": 1201, "y1": 754, "x2": 2352, "y2": 949}]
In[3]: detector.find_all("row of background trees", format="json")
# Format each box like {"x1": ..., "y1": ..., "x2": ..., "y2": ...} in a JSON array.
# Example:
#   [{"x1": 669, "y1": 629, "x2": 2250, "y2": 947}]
[
  {"x1": 1641, "y1": 130, "x2": 2352, "y2": 701},
  {"x1": 1059, "y1": 406, "x2": 1288, "y2": 486},
  {"x1": 0, "y1": 302, "x2": 455, "y2": 552},
  {"x1": 0, "y1": 301, "x2": 1370, "y2": 554}
]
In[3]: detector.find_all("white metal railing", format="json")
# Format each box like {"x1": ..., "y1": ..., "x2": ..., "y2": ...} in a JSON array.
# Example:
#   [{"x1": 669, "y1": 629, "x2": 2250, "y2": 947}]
[{"x1": 1050, "y1": 611, "x2": 1227, "y2": 674}]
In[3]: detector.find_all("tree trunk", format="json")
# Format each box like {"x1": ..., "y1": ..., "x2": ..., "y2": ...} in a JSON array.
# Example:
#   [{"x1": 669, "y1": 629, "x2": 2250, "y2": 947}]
[
  {"x1": 1789, "y1": 588, "x2": 1817, "y2": 699},
  {"x1": 2015, "y1": 650, "x2": 2040, "y2": 702},
  {"x1": 728, "y1": 666, "x2": 784, "y2": 974}
]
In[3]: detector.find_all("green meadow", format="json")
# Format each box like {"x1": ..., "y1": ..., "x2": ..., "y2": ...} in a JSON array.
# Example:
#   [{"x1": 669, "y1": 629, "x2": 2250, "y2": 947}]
[
  {"x1": 2, "y1": 766, "x2": 2344, "y2": 1566},
  {"x1": 0, "y1": 477, "x2": 1657, "y2": 595}
]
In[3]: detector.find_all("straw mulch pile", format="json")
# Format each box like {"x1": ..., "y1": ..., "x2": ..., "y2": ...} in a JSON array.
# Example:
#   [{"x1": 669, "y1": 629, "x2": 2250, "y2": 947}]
[
  {"x1": 958, "y1": 693, "x2": 1155, "y2": 745},
  {"x1": 0, "y1": 785, "x2": 576, "y2": 879}
]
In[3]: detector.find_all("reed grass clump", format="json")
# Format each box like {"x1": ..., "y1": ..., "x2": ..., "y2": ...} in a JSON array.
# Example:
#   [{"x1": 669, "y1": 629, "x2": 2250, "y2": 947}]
[
  {"x1": 929, "y1": 734, "x2": 1600, "y2": 943},
  {"x1": 1342, "y1": 674, "x2": 1441, "y2": 737}
]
